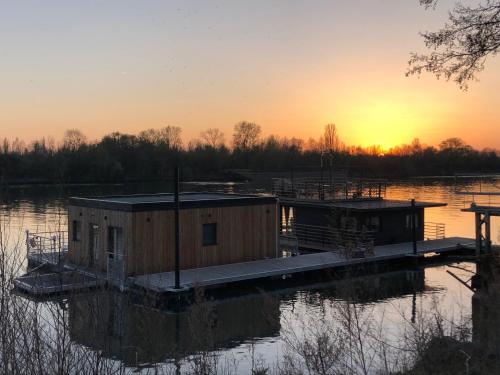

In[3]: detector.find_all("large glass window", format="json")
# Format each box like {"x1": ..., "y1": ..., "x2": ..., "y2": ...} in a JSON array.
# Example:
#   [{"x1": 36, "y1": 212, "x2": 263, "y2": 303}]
[
  {"x1": 108, "y1": 226, "x2": 123, "y2": 259},
  {"x1": 364, "y1": 216, "x2": 381, "y2": 232},
  {"x1": 405, "y1": 213, "x2": 420, "y2": 229},
  {"x1": 202, "y1": 223, "x2": 217, "y2": 246},
  {"x1": 89, "y1": 224, "x2": 100, "y2": 265},
  {"x1": 72, "y1": 220, "x2": 81, "y2": 242}
]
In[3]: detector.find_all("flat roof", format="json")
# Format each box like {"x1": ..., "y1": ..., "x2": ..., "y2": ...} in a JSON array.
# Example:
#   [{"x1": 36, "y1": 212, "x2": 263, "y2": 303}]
[
  {"x1": 69, "y1": 192, "x2": 277, "y2": 212},
  {"x1": 280, "y1": 198, "x2": 446, "y2": 211}
]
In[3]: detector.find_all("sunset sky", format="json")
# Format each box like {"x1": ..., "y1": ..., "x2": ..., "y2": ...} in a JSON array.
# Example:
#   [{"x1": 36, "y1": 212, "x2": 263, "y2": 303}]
[{"x1": 1, "y1": 0, "x2": 499, "y2": 150}]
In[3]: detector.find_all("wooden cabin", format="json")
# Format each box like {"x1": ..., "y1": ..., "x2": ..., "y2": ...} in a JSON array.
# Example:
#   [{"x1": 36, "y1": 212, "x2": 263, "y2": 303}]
[{"x1": 67, "y1": 193, "x2": 278, "y2": 280}]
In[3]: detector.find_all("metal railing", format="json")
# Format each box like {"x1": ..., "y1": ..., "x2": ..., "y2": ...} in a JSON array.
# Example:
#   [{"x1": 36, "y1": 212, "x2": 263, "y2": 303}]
[
  {"x1": 273, "y1": 178, "x2": 386, "y2": 201},
  {"x1": 280, "y1": 222, "x2": 375, "y2": 256},
  {"x1": 26, "y1": 231, "x2": 68, "y2": 254},
  {"x1": 423, "y1": 222, "x2": 445, "y2": 240}
]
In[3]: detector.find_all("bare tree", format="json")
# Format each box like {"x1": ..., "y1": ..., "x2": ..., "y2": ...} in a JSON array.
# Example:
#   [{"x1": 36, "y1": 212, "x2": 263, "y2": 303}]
[
  {"x1": 138, "y1": 126, "x2": 183, "y2": 150},
  {"x1": 200, "y1": 128, "x2": 225, "y2": 148},
  {"x1": 322, "y1": 124, "x2": 341, "y2": 154},
  {"x1": 407, "y1": 0, "x2": 500, "y2": 89},
  {"x1": 63, "y1": 129, "x2": 87, "y2": 151},
  {"x1": 232, "y1": 121, "x2": 261, "y2": 150}
]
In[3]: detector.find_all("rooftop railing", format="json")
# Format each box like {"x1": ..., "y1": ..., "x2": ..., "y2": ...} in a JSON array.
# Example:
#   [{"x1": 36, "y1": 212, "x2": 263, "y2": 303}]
[{"x1": 273, "y1": 178, "x2": 386, "y2": 201}]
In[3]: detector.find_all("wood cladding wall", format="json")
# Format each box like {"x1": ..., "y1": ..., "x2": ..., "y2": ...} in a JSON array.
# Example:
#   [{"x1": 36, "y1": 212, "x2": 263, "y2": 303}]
[
  {"x1": 68, "y1": 202, "x2": 278, "y2": 276},
  {"x1": 129, "y1": 203, "x2": 278, "y2": 275},
  {"x1": 67, "y1": 206, "x2": 133, "y2": 272}
]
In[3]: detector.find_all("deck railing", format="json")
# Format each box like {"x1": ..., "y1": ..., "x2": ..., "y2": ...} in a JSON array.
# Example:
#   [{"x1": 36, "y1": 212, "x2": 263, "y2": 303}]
[
  {"x1": 26, "y1": 231, "x2": 68, "y2": 265},
  {"x1": 424, "y1": 222, "x2": 446, "y2": 240},
  {"x1": 273, "y1": 178, "x2": 386, "y2": 201},
  {"x1": 281, "y1": 222, "x2": 375, "y2": 256}
]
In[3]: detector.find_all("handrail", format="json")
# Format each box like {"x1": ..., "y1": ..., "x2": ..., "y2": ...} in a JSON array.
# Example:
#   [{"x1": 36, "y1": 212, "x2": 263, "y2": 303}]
[
  {"x1": 273, "y1": 178, "x2": 386, "y2": 201},
  {"x1": 423, "y1": 222, "x2": 445, "y2": 240},
  {"x1": 280, "y1": 222, "x2": 375, "y2": 256},
  {"x1": 26, "y1": 230, "x2": 68, "y2": 256}
]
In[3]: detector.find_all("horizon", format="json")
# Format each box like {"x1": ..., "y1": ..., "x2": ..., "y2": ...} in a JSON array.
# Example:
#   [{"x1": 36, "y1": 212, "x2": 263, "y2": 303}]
[
  {"x1": 1, "y1": 1, "x2": 499, "y2": 150},
  {"x1": 1, "y1": 124, "x2": 497, "y2": 153}
]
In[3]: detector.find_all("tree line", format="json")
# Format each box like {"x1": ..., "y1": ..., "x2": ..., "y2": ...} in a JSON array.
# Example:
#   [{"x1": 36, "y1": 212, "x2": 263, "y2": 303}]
[{"x1": 0, "y1": 122, "x2": 498, "y2": 183}]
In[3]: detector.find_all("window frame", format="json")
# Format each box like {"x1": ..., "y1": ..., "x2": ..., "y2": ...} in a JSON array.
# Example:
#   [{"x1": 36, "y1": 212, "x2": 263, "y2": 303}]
[
  {"x1": 202, "y1": 223, "x2": 217, "y2": 247},
  {"x1": 72, "y1": 220, "x2": 82, "y2": 242}
]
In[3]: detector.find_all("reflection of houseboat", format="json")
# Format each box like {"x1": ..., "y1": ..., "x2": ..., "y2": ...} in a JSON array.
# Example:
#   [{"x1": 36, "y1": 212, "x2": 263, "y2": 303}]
[
  {"x1": 68, "y1": 291, "x2": 281, "y2": 367},
  {"x1": 67, "y1": 267, "x2": 424, "y2": 367}
]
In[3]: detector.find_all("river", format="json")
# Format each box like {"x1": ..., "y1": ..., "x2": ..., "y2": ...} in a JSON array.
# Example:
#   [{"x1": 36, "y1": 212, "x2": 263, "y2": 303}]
[{"x1": 1, "y1": 178, "x2": 499, "y2": 374}]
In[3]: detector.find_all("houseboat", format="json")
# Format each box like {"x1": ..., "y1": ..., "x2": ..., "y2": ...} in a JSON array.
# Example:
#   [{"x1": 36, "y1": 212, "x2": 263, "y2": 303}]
[
  {"x1": 274, "y1": 178, "x2": 447, "y2": 253},
  {"x1": 15, "y1": 184, "x2": 475, "y2": 297},
  {"x1": 67, "y1": 192, "x2": 279, "y2": 283}
]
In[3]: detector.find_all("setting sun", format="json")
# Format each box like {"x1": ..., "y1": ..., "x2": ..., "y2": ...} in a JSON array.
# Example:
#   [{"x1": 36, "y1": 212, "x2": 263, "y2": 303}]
[{"x1": 347, "y1": 100, "x2": 418, "y2": 150}]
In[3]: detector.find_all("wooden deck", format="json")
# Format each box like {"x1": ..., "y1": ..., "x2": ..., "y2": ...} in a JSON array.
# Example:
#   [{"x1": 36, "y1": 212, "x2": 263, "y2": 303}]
[{"x1": 132, "y1": 237, "x2": 475, "y2": 293}]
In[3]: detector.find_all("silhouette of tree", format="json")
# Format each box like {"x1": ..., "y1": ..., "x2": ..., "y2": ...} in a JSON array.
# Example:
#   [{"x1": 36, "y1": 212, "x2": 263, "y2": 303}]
[
  {"x1": 232, "y1": 121, "x2": 261, "y2": 150},
  {"x1": 408, "y1": 0, "x2": 500, "y2": 89},
  {"x1": 138, "y1": 126, "x2": 182, "y2": 149},
  {"x1": 63, "y1": 129, "x2": 87, "y2": 151},
  {"x1": 200, "y1": 128, "x2": 225, "y2": 148},
  {"x1": 439, "y1": 137, "x2": 471, "y2": 151},
  {"x1": 322, "y1": 123, "x2": 341, "y2": 153}
]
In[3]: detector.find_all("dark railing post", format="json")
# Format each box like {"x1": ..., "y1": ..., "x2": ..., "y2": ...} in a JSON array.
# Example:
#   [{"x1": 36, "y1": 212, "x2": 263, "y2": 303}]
[
  {"x1": 174, "y1": 165, "x2": 181, "y2": 289},
  {"x1": 411, "y1": 199, "x2": 417, "y2": 255}
]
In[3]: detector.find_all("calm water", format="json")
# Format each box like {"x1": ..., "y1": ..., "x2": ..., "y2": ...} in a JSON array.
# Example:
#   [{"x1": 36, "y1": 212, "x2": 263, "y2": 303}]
[{"x1": 1, "y1": 178, "x2": 499, "y2": 373}]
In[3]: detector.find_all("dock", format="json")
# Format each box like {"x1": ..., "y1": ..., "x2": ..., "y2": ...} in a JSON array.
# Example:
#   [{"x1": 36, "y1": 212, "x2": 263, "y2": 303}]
[{"x1": 132, "y1": 237, "x2": 474, "y2": 293}]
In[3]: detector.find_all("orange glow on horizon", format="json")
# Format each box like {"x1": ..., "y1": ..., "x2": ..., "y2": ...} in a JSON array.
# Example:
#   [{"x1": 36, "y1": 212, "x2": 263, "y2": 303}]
[{"x1": 336, "y1": 99, "x2": 420, "y2": 151}]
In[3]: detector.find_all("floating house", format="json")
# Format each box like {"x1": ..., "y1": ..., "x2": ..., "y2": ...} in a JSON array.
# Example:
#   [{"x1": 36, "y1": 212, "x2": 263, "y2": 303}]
[
  {"x1": 67, "y1": 193, "x2": 278, "y2": 281},
  {"x1": 275, "y1": 178, "x2": 447, "y2": 252},
  {"x1": 16, "y1": 181, "x2": 474, "y2": 297}
]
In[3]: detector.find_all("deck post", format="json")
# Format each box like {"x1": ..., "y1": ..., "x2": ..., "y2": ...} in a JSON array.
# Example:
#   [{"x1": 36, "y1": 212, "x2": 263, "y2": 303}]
[
  {"x1": 411, "y1": 199, "x2": 417, "y2": 255},
  {"x1": 475, "y1": 212, "x2": 482, "y2": 257},
  {"x1": 174, "y1": 165, "x2": 181, "y2": 289},
  {"x1": 25, "y1": 230, "x2": 30, "y2": 257},
  {"x1": 484, "y1": 212, "x2": 491, "y2": 254}
]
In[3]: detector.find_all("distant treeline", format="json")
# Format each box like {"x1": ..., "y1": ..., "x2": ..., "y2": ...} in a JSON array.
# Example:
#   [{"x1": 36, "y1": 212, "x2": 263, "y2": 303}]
[{"x1": 0, "y1": 123, "x2": 498, "y2": 183}]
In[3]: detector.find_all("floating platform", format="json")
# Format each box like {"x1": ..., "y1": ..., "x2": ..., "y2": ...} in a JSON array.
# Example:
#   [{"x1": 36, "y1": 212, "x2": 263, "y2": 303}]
[
  {"x1": 14, "y1": 271, "x2": 106, "y2": 295},
  {"x1": 132, "y1": 237, "x2": 474, "y2": 294}
]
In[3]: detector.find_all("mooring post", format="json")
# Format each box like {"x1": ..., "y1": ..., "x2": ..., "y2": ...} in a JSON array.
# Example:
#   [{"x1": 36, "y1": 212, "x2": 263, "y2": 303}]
[
  {"x1": 475, "y1": 212, "x2": 482, "y2": 257},
  {"x1": 25, "y1": 230, "x2": 30, "y2": 256},
  {"x1": 411, "y1": 199, "x2": 417, "y2": 256},
  {"x1": 484, "y1": 212, "x2": 491, "y2": 254},
  {"x1": 174, "y1": 165, "x2": 181, "y2": 289}
]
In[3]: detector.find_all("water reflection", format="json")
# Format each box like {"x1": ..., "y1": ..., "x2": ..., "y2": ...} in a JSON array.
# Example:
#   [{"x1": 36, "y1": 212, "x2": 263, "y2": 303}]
[
  {"x1": 473, "y1": 256, "x2": 500, "y2": 358},
  {"x1": 65, "y1": 268, "x2": 424, "y2": 367}
]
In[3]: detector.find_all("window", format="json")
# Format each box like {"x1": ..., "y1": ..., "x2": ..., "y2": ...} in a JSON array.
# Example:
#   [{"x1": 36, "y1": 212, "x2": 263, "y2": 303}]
[
  {"x1": 108, "y1": 226, "x2": 123, "y2": 259},
  {"x1": 72, "y1": 220, "x2": 81, "y2": 242},
  {"x1": 89, "y1": 224, "x2": 100, "y2": 265},
  {"x1": 202, "y1": 223, "x2": 217, "y2": 246},
  {"x1": 364, "y1": 216, "x2": 381, "y2": 232},
  {"x1": 405, "y1": 213, "x2": 420, "y2": 229}
]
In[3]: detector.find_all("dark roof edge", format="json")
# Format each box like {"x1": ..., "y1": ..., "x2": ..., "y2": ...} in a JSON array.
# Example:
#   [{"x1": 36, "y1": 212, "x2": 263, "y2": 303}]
[
  {"x1": 279, "y1": 198, "x2": 447, "y2": 211},
  {"x1": 69, "y1": 195, "x2": 277, "y2": 212}
]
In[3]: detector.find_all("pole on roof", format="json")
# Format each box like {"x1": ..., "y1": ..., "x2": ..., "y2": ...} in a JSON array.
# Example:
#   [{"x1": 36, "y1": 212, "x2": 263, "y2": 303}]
[
  {"x1": 411, "y1": 199, "x2": 417, "y2": 256},
  {"x1": 174, "y1": 165, "x2": 181, "y2": 289}
]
